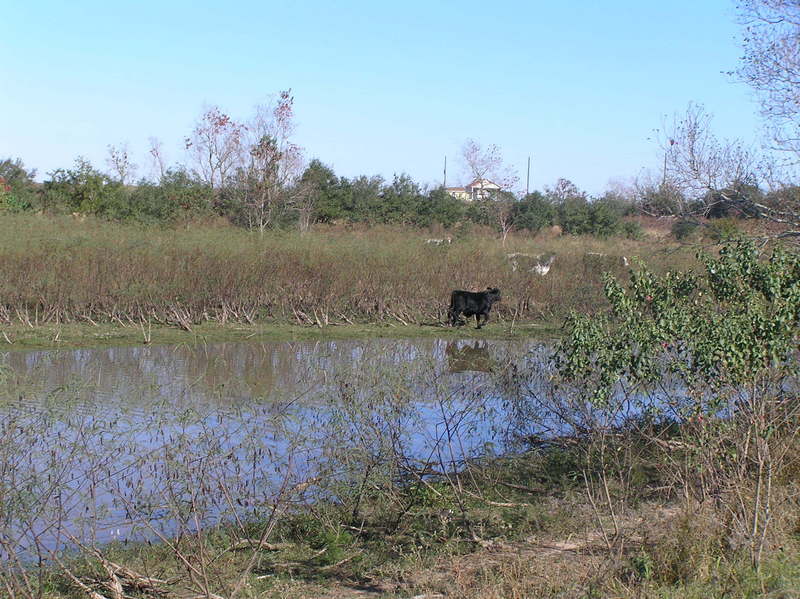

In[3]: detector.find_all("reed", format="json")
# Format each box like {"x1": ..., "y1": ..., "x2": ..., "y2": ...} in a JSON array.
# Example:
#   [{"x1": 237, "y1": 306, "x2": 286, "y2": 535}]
[{"x1": 0, "y1": 214, "x2": 694, "y2": 329}]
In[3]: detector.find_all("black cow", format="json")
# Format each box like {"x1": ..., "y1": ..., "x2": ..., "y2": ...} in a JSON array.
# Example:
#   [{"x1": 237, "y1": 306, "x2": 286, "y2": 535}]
[{"x1": 448, "y1": 287, "x2": 501, "y2": 329}]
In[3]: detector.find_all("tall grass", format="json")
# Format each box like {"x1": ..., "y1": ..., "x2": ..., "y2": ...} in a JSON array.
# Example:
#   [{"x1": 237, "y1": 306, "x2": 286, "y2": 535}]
[{"x1": 0, "y1": 214, "x2": 693, "y2": 328}]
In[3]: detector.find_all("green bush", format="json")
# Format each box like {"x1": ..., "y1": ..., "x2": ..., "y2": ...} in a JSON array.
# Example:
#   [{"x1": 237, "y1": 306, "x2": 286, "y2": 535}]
[
  {"x1": 512, "y1": 192, "x2": 555, "y2": 232},
  {"x1": 557, "y1": 240, "x2": 800, "y2": 568},
  {"x1": 588, "y1": 201, "x2": 621, "y2": 237},
  {"x1": 707, "y1": 217, "x2": 741, "y2": 242},
  {"x1": 671, "y1": 219, "x2": 699, "y2": 240},
  {"x1": 0, "y1": 180, "x2": 33, "y2": 213},
  {"x1": 620, "y1": 220, "x2": 643, "y2": 240},
  {"x1": 0, "y1": 158, "x2": 37, "y2": 212},
  {"x1": 557, "y1": 197, "x2": 627, "y2": 237},
  {"x1": 42, "y1": 158, "x2": 126, "y2": 216},
  {"x1": 557, "y1": 196, "x2": 593, "y2": 234},
  {"x1": 128, "y1": 169, "x2": 213, "y2": 224}
]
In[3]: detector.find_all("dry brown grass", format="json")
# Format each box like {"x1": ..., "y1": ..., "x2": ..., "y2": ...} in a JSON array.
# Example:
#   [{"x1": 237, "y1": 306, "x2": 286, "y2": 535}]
[{"x1": 0, "y1": 214, "x2": 695, "y2": 329}]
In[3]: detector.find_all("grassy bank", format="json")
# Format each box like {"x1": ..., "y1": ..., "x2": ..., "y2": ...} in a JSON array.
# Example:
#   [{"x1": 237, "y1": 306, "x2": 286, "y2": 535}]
[
  {"x1": 0, "y1": 320, "x2": 561, "y2": 352},
  {"x1": 0, "y1": 214, "x2": 694, "y2": 335},
  {"x1": 29, "y1": 445, "x2": 800, "y2": 599}
]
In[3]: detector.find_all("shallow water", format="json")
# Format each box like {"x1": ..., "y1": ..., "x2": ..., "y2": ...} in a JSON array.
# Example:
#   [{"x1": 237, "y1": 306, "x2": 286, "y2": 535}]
[{"x1": 0, "y1": 337, "x2": 549, "y2": 555}]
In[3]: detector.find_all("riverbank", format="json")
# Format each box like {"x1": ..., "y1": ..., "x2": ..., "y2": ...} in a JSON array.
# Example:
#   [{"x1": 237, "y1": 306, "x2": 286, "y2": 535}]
[
  {"x1": 0, "y1": 319, "x2": 562, "y2": 352},
  {"x1": 37, "y1": 448, "x2": 800, "y2": 599},
  {"x1": 0, "y1": 214, "x2": 690, "y2": 343}
]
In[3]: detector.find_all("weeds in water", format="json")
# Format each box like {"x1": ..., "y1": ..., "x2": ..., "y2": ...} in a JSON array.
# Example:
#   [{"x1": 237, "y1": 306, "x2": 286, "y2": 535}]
[{"x1": 2, "y1": 321, "x2": 800, "y2": 597}]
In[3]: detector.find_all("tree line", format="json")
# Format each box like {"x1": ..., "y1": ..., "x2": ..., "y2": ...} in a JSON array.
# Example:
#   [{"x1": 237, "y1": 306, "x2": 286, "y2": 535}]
[
  {"x1": 0, "y1": 150, "x2": 648, "y2": 238},
  {"x1": 4, "y1": 77, "x2": 800, "y2": 240},
  {"x1": 4, "y1": 137, "x2": 800, "y2": 238},
  {"x1": 4, "y1": 1, "x2": 800, "y2": 239}
]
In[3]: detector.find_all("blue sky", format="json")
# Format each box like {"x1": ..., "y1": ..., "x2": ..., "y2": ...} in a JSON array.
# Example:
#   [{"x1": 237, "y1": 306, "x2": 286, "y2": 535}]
[{"x1": 1, "y1": 0, "x2": 763, "y2": 194}]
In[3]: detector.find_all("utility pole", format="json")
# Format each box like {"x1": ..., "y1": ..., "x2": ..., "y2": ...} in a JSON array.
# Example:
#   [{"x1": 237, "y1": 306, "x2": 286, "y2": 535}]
[
  {"x1": 443, "y1": 156, "x2": 447, "y2": 188},
  {"x1": 526, "y1": 156, "x2": 531, "y2": 196}
]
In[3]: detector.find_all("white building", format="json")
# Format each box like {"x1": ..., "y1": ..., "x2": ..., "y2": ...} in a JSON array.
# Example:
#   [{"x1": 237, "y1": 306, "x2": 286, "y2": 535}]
[{"x1": 445, "y1": 178, "x2": 502, "y2": 202}]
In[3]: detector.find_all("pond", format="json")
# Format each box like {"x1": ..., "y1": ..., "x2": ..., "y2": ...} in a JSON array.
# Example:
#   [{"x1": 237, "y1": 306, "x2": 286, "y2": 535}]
[{"x1": 0, "y1": 337, "x2": 551, "y2": 558}]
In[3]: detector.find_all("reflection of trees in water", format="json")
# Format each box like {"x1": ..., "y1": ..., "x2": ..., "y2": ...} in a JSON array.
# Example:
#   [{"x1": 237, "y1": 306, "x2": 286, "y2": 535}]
[
  {"x1": 2, "y1": 342, "x2": 347, "y2": 407},
  {"x1": 0, "y1": 337, "x2": 554, "y2": 567},
  {"x1": 445, "y1": 340, "x2": 494, "y2": 373},
  {"x1": 181, "y1": 341, "x2": 303, "y2": 399},
  {"x1": 1, "y1": 339, "x2": 455, "y2": 410}
]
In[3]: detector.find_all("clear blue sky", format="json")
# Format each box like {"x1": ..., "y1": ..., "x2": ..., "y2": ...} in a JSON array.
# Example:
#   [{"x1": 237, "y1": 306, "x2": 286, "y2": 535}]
[{"x1": 1, "y1": 0, "x2": 763, "y2": 194}]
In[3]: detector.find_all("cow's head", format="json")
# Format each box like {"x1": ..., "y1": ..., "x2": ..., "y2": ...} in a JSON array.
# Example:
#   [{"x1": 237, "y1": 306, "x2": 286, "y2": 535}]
[{"x1": 486, "y1": 287, "x2": 501, "y2": 302}]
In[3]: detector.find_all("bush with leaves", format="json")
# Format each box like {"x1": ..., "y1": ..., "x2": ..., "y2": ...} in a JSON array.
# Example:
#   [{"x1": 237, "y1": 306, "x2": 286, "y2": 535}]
[
  {"x1": 128, "y1": 168, "x2": 214, "y2": 224},
  {"x1": 556, "y1": 240, "x2": 800, "y2": 567},
  {"x1": 619, "y1": 220, "x2": 643, "y2": 240},
  {"x1": 0, "y1": 158, "x2": 37, "y2": 212},
  {"x1": 671, "y1": 218, "x2": 699, "y2": 241},
  {"x1": 42, "y1": 158, "x2": 127, "y2": 216},
  {"x1": 512, "y1": 192, "x2": 555, "y2": 232},
  {"x1": 416, "y1": 187, "x2": 465, "y2": 228}
]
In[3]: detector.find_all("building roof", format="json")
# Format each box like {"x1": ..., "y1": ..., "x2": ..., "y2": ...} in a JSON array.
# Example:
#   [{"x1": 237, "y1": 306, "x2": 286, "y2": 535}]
[{"x1": 466, "y1": 178, "x2": 501, "y2": 189}]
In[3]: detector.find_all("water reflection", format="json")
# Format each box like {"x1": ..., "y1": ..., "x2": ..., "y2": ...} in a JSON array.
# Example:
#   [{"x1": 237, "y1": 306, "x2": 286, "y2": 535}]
[
  {"x1": 445, "y1": 340, "x2": 494, "y2": 373},
  {"x1": 0, "y1": 337, "x2": 548, "y2": 554},
  {"x1": 2, "y1": 338, "x2": 509, "y2": 410}
]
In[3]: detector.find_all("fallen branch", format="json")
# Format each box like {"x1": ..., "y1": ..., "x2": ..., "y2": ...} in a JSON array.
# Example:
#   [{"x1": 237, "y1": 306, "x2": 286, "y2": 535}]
[
  {"x1": 319, "y1": 550, "x2": 363, "y2": 571},
  {"x1": 230, "y1": 540, "x2": 292, "y2": 552}
]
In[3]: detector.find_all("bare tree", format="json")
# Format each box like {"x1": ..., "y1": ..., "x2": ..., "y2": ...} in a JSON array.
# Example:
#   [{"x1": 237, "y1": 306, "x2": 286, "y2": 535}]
[
  {"x1": 460, "y1": 139, "x2": 520, "y2": 243},
  {"x1": 632, "y1": 170, "x2": 686, "y2": 216},
  {"x1": 736, "y1": 0, "x2": 800, "y2": 159},
  {"x1": 460, "y1": 138, "x2": 519, "y2": 196},
  {"x1": 494, "y1": 196, "x2": 516, "y2": 246},
  {"x1": 661, "y1": 102, "x2": 800, "y2": 236},
  {"x1": 547, "y1": 177, "x2": 584, "y2": 205},
  {"x1": 147, "y1": 136, "x2": 167, "y2": 181},
  {"x1": 663, "y1": 103, "x2": 759, "y2": 216},
  {"x1": 105, "y1": 143, "x2": 137, "y2": 185},
  {"x1": 236, "y1": 91, "x2": 305, "y2": 232},
  {"x1": 185, "y1": 106, "x2": 246, "y2": 190}
]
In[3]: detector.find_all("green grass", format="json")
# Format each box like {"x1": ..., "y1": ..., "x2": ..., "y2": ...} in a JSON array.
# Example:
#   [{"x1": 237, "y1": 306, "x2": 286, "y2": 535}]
[{"x1": 0, "y1": 320, "x2": 562, "y2": 351}]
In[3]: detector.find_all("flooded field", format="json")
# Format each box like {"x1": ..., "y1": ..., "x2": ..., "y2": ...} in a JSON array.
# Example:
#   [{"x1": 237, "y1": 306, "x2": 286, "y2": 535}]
[{"x1": 0, "y1": 338, "x2": 551, "y2": 558}]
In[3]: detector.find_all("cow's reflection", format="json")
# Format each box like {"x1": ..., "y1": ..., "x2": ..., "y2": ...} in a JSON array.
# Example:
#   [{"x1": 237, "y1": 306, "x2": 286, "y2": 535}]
[{"x1": 445, "y1": 341, "x2": 494, "y2": 373}]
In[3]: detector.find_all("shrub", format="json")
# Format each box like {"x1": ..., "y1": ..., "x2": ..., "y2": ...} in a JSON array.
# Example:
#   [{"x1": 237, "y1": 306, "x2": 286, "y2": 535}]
[
  {"x1": 706, "y1": 217, "x2": 741, "y2": 242},
  {"x1": 512, "y1": 192, "x2": 555, "y2": 232},
  {"x1": 416, "y1": 187, "x2": 465, "y2": 228},
  {"x1": 42, "y1": 158, "x2": 127, "y2": 216},
  {"x1": 557, "y1": 196, "x2": 593, "y2": 234},
  {"x1": 587, "y1": 201, "x2": 621, "y2": 237},
  {"x1": 0, "y1": 158, "x2": 37, "y2": 213},
  {"x1": 0, "y1": 177, "x2": 33, "y2": 213},
  {"x1": 557, "y1": 240, "x2": 800, "y2": 568},
  {"x1": 671, "y1": 219, "x2": 699, "y2": 240},
  {"x1": 619, "y1": 220, "x2": 643, "y2": 240}
]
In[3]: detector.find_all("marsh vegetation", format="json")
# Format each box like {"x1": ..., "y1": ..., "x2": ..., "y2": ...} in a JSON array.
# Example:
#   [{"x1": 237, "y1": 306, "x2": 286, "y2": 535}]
[
  {"x1": 0, "y1": 214, "x2": 689, "y2": 338},
  {"x1": 3, "y1": 240, "x2": 800, "y2": 598}
]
